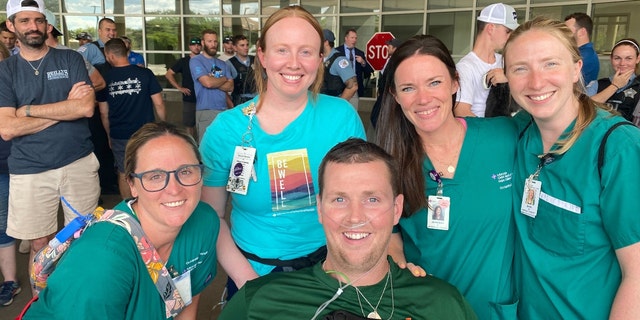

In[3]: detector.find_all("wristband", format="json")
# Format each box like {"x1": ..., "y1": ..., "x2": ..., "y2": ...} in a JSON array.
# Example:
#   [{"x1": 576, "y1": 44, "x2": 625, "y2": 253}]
[
  {"x1": 611, "y1": 83, "x2": 620, "y2": 90},
  {"x1": 25, "y1": 105, "x2": 31, "y2": 117}
]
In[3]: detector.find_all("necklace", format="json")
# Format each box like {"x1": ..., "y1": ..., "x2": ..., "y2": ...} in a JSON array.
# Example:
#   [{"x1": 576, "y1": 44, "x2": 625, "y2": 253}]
[
  {"x1": 354, "y1": 270, "x2": 395, "y2": 319},
  {"x1": 22, "y1": 48, "x2": 49, "y2": 75},
  {"x1": 424, "y1": 121, "x2": 465, "y2": 177}
]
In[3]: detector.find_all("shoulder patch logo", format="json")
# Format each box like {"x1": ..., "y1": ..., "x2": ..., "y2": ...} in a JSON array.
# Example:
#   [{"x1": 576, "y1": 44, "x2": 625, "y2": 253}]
[{"x1": 338, "y1": 59, "x2": 349, "y2": 69}]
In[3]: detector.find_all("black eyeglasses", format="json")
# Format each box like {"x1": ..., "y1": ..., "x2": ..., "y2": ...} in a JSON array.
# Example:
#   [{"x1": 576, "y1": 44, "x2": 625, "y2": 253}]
[{"x1": 130, "y1": 164, "x2": 204, "y2": 192}]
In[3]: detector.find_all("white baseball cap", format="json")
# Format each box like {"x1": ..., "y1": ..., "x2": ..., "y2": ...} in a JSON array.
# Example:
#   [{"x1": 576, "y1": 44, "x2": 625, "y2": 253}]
[
  {"x1": 477, "y1": 3, "x2": 519, "y2": 31},
  {"x1": 6, "y1": 0, "x2": 46, "y2": 18}
]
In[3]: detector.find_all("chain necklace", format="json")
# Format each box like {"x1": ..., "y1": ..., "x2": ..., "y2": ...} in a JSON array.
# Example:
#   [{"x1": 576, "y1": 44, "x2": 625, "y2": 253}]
[
  {"x1": 353, "y1": 270, "x2": 395, "y2": 319},
  {"x1": 22, "y1": 47, "x2": 49, "y2": 76},
  {"x1": 424, "y1": 121, "x2": 465, "y2": 177}
]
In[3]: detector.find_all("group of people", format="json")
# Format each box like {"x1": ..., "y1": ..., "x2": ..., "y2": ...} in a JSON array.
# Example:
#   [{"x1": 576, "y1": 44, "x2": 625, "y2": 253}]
[
  {"x1": 0, "y1": 0, "x2": 639, "y2": 319},
  {"x1": 165, "y1": 31, "x2": 260, "y2": 144}
]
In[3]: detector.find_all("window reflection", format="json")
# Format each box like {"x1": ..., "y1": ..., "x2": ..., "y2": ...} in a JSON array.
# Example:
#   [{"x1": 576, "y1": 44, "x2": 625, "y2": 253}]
[
  {"x1": 147, "y1": 52, "x2": 181, "y2": 78},
  {"x1": 261, "y1": 0, "x2": 293, "y2": 12},
  {"x1": 383, "y1": 0, "x2": 423, "y2": 12},
  {"x1": 145, "y1": 16, "x2": 180, "y2": 51},
  {"x1": 145, "y1": 0, "x2": 178, "y2": 14},
  {"x1": 222, "y1": 0, "x2": 258, "y2": 15},
  {"x1": 105, "y1": 0, "x2": 142, "y2": 14},
  {"x1": 340, "y1": 0, "x2": 377, "y2": 14},
  {"x1": 381, "y1": 14, "x2": 423, "y2": 41},
  {"x1": 63, "y1": 0, "x2": 101, "y2": 14},
  {"x1": 222, "y1": 17, "x2": 260, "y2": 51},
  {"x1": 427, "y1": 11, "x2": 472, "y2": 58},
  {"x1": 184, "y1": 0, "x2": 220, "y2": 15},
  {"x1": 428, "y1": 0, "x2": 472, "y2": 10},
  {"x1": 300, "y1": 0, "x2": 339, "y2": 14}
]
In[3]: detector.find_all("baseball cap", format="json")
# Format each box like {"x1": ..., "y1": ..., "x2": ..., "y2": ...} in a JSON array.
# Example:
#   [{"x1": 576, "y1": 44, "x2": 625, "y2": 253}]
[
  {"x1": 223, "y1": 36, "x2": 233, "y2": 43},
  {"x1": 75, "y1": 32, "x2": 92, "y2": 41},
  {"x1": 386, "y1": 38, "x2": 402, "y2": 48},
  {"x1": 44, "y1": 9, "x2": 62, "y2": 37},
  {"x1": 6, "y1": 0, "x2": 45, "y2": 18},
  {"x1": 477, "y1": 3, "x2": 519, "y2": 30},
  {"x1": 322, "y1": 29, "x2": 335, "y2": 42},
  {"x1": 189, "y1": 37, "x2": 201, "y2": 45}
]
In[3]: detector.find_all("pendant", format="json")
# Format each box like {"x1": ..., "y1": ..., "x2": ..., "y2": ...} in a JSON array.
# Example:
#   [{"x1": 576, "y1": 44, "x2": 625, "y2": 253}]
[
  {"x1": 367, "y1": 311, "x2": 381, "y2": 319},
  {"x1": 447, "y1": 165, "x2": 455, "y2": 174},
  {"x1": 34, "y1": 70, "x2": 39, "y2": 76}
]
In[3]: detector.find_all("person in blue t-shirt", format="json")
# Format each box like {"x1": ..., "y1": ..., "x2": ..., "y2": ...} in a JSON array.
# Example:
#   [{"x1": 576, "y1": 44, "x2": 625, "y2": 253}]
[{"x1": 199, "y1": 5, "x2": 365, "y2": 301}]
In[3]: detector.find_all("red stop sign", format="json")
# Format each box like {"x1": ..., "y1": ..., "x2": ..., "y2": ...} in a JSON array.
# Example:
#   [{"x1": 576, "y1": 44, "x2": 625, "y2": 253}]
[{"x1": 366, "y1": 32, "x2": 395, "y2": 71}]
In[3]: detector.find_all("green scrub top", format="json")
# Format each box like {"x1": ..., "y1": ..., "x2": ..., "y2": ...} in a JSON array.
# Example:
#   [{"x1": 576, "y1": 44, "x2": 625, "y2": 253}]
[
  {"x1": 400, "y1": 117, "x2": 518, "y2": 320},
  {"x1": 513, "y1": 110, "x2": 640, "y2": 319}
]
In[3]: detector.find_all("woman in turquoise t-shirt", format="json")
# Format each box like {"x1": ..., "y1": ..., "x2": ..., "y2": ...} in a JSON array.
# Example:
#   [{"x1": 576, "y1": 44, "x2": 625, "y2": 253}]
[
  {"x1": 375, "y1": 35, "x2": 519, "y2": 319},
  {"x1": 199, "y1": 5, "x2": 365, "y2": 299},
  {"x1": 504, "y1": 17, "x2": 640, "y2": 319}
]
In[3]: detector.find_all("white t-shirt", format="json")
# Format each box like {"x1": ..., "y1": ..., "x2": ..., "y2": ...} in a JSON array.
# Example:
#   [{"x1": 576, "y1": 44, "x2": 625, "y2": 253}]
[{"x1": 456, "y1": 51, "x2": 502, "y2": 117}]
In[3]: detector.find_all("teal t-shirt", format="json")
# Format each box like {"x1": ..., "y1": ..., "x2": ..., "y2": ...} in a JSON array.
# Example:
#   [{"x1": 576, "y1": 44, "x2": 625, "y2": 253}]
[
  {"x1": 24, "y1": 200, "x2": 219, "y2": 320},
  {"x1": 200, "y1": 93, "x2": 365, "y2": 275},
  {"x1": 220, "y1": 257, "x2": 478, "y2": 319},
  {"x1": 513, "y1": 110, "x2": 640, "y2": 319},
  {"x1": 400, "y1": 117, "x2": 518, "y2": 320}
]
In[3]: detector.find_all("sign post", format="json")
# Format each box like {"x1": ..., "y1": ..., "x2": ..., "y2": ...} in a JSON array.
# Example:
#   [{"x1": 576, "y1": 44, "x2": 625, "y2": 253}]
[{"x1": 365, "y1": 32, "x2": 395, "y2": 71}]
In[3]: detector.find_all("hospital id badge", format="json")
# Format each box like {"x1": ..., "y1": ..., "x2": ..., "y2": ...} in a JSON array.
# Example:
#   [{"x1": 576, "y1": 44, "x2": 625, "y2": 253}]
[
  {"x1": 172, "y1": 270, "x2": 193, "y2": 306},
  {"x1": 520, "y1": 178, "x2": 541, "y2": 218},
  {"x1": 226, "y1": 146, "x2": 256, "y2": 195},
  {"x1": 427, "y1": 195, "x2": 450, "y2": 230}
]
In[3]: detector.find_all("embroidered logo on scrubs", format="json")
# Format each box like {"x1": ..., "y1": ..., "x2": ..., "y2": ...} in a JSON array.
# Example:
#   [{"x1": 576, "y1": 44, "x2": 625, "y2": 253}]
[
  {"x1": 267, "y1": 148, "x2": 316, "y2": 212},
  {"x1": 338, "y1": 59, "x2": 349, "y2": 69},
  {"x1": 491, "y1": 171, "x2": 513, "y2": 190}
]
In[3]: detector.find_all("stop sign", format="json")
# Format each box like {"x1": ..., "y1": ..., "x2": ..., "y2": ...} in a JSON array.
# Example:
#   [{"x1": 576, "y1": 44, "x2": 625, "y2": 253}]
[{"x1": 366, "y1": 32, "x2": 395, "y2": 71}]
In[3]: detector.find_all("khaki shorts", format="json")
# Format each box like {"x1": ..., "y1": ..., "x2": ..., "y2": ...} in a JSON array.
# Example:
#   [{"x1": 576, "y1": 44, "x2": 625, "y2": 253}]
[{"x1": 7, "y1": 153, "x2": 100, "y2": 240}]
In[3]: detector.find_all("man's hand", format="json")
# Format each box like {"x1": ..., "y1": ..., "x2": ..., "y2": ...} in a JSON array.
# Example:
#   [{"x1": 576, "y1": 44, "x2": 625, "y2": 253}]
[
  {"x1": 485, "y1": 68, "x2": 508, "y2": 87},
  {"x1": 67, "y1": 82, "x2": 94, "y2": 101}
]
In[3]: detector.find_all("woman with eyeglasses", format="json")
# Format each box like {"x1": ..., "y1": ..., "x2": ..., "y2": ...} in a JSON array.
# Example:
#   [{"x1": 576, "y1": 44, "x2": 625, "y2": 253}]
[{"x1": 24, "y1": 122, "x2": 219, "y2": 319}]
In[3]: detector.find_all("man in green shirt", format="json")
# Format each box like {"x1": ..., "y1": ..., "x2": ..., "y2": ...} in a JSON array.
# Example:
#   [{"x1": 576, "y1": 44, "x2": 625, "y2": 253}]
[{"x1": 220, "y1": 138, "x2": 478, "y2": 319}]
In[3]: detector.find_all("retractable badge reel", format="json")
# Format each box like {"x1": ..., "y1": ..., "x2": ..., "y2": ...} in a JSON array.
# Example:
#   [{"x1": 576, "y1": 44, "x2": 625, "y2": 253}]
[
  {"x1": 227, "y1": 103, "x2": 258, "y2": 195},
  {"x1": 520, "y1": 153, "x2": 555, "y2": 218},
  {"x1": 427, "y1": 170, "x2": 450, "y2": 230}
]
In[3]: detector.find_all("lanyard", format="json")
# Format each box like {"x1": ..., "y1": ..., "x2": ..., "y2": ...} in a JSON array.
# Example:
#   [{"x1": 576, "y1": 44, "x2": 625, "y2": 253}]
[
  {"x1": 241, "y1": 102, "x2": 256, "y2": 148},
  {"x1": 528, "y1": 153, "x2": 559, "y2": 181},
  {"x1": 428, "y1": 170, "x2": 444, "y2": 196}
]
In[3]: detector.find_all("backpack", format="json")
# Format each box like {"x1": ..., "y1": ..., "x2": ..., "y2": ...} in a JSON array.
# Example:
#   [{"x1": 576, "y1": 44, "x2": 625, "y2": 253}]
[{"x1": 27, "y1": 198, "x2": 186, "y2": 318}]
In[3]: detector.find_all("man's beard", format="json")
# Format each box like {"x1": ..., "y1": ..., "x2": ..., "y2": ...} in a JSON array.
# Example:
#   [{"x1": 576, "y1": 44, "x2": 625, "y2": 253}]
[
  {"x1": 17, "y1": 30, "x2": 46, "y2": 48},
  {"x1": 204, "y1": 46, "x2": 217, "y2": 57}
]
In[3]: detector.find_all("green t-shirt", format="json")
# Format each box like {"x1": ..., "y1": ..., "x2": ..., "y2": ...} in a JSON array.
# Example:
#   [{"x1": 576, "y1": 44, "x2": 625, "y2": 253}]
[
  {"x1": 220, "y1": 257, "x2": 478, "y2": 319},
  {"x1": 25, "y1": 200, "x2": 219, "y2": 319}
]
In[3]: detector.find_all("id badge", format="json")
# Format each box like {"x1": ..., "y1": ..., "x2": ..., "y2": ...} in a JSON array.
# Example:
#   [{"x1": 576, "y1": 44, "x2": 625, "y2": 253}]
[
  {"x1": 172, "y1": 270, "x2": 192, "y2": 306},
  {"x1": 427, "y1": 195, "x2": 450, "y2": 230},
  {"x1": 226, "y1": 146, "x2": 256, "y2": 195},
  {"x1": 520, "y1": 178, "x2": 541, "y2": 218}
]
